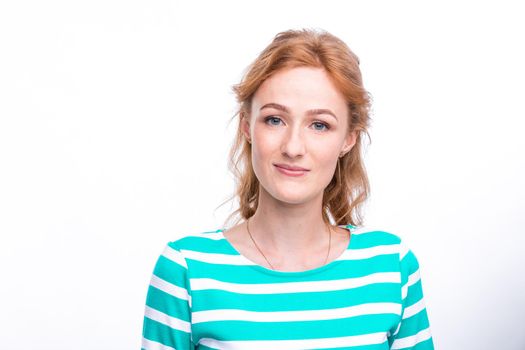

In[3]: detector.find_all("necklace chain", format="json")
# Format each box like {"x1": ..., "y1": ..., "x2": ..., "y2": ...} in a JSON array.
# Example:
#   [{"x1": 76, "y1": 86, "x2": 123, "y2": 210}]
[{"x1": 245, "y1": 218, "x2": 332, "y2": 271}]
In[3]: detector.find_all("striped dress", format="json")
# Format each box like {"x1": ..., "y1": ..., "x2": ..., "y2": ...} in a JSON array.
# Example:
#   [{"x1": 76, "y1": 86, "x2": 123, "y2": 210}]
[{"x1": 141, "y1": 225, "x2": 434, "y2": 349}]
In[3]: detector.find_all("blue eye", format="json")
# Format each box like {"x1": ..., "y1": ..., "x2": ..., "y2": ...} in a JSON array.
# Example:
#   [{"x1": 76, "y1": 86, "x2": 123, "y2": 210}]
[
  {"x1": 264, "y1": 117, "x2": 330, "y2": 131},
  {"x1": 312, "y1": 122, "x2": 329, "y2": 131},
  {"x1": 264, "y1": 116, "x2": 282, "y2": 126}
]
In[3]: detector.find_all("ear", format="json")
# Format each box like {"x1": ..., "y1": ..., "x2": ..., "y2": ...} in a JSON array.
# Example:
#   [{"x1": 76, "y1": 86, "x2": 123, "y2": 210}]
[
  {"x1": 340, "y1": 130, "x2": 357, "y2": 156},
  {"x1": 241, "y1": 113, "x2": 251, "y2": 143}
]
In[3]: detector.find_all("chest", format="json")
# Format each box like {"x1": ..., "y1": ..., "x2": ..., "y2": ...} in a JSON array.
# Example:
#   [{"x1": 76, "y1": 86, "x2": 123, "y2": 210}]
[{"x1": 187, "y1": 259, "x2": 402, "y2": 349}]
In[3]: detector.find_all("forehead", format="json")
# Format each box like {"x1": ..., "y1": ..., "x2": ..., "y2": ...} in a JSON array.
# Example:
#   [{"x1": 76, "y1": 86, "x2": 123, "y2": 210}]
[{"x1": 251, "y1": 66, "x2": 348, "y2": 114}]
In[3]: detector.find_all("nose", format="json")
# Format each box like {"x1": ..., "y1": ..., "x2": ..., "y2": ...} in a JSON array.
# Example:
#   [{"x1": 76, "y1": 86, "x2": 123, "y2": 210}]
[{"x1": 280, "y1": 125, "x2": 306, "y2": 158}]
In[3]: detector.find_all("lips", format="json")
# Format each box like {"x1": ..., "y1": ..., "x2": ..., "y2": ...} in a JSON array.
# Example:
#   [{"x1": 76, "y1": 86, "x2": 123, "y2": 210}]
[
  {"x1": 274, "y1": 163, "x2": 309, "y2": 171},
  {"x1": 274, "y1": 163, "x2": 309, "y2": 177}
]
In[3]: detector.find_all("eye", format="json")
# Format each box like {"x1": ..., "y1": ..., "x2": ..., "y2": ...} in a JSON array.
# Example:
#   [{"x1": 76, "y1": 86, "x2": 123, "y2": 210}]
[
  {"x1": 312, "y1": 121, "x2": 330, "y2": 131},
  {"x1": 264, "y1": 116, "x2": 282, "y2": 126}
]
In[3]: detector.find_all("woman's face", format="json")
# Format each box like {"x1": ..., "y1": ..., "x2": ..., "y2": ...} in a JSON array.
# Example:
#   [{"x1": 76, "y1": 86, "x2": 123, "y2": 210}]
[{"x1": 242, "y1": 66, "x2": 357, "y2": 206}]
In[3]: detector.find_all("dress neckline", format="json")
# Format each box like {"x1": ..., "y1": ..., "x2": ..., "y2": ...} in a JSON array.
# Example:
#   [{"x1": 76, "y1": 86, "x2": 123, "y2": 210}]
[{"x1": 218, "y1": 224, "x2": 355, "y2": 277}]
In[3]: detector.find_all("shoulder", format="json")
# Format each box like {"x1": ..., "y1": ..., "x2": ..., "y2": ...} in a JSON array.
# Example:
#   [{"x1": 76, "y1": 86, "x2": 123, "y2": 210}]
[
  {"x1": 348, "y1": 225, "x2": 403, "y2": 246},
  {"x1": 349, "y1": 224, "x2": 424, "y2": 279},
  {"x1": 348, "y1": 225, "x2": 418, "y2": 261},
  {"x1": 152, "y1": 228, "x2": 226, "y2": 272},
  {"x1": 165, "y1": 228, "x2": 226, "y2": 252}
]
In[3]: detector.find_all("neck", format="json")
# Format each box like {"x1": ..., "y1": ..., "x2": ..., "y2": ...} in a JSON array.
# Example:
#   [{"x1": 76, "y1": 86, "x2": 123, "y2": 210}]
[{"x1": 247, "y1": 185, "x2": 331, "y2": 260}]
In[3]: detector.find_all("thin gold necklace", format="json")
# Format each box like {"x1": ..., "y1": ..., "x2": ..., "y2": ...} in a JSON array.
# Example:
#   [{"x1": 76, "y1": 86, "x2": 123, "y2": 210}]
[{"x1": 245, "y1": 218, "x2": 332, "y2": 271}]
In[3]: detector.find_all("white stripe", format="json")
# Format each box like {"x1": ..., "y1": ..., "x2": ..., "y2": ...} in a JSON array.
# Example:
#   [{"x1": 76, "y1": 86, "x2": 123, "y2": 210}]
[
  {"x1": 192, "y1": 302, "x2": 401, "y2": 323},
  {"x1": 403, "y1": 299, "x2": 426, "y2": 319},
  {"x1": 144, "y1": 305, "x2": 191, "y2": 333},
  {"x1": 199, "y1": 331, "x2": 388, "y2": 350},
  {"x1": 399, "y1": 242, "x2": 409, "y2": 260},
  {"x1": 338, "y1": 244, "x2": 399, "y2": 260},
  {"x1": 150, "y1": 275, "x2": 189, "y2": 301},
  {"x1": 180, "y1": 249, "x2": 255, "y2": 265},
  {"x1": 141, "y1": 337, "x2": 176, "y2": 350},
  {"x1": 392, "y1": 322, "x2": 402, "y2": 337},
  {"x1": 162, "y1": 245, "x2": 188, "y2": 268},
  {"x1": 407, "y1": 269, "x2": 421, "y2": 288},
  {"x1": 190, "y1": 271, "x2": 400, "y2": 294},
  {"x1": 391, "y1": 327, "x2": 432, "y2": 349},
  {"x1": 401, "y1": 269, "x2": 421, "y2": 300}
]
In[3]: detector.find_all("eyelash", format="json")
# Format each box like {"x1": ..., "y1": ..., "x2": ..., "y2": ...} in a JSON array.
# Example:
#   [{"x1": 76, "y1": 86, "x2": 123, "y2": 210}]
[{"x1": 263, "y1": 116, "x2": 330, "y2": 131}]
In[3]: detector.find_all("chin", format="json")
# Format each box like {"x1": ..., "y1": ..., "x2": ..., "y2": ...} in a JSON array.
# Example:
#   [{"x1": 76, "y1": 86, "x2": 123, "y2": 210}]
[{"x1": 270, "y1": 187, "x2": 321, "y2": 206}]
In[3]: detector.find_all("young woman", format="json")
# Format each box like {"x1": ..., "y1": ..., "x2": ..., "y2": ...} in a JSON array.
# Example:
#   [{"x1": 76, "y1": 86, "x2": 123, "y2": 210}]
[{"x1": 141, "y1": 28, "x2": 434, "y2": 350}]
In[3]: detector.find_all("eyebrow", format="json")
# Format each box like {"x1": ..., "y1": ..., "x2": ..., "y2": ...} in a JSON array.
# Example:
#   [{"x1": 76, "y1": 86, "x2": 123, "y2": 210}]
[{"x1": 259, "y1": 103, "x2": 338, "y2": 120}]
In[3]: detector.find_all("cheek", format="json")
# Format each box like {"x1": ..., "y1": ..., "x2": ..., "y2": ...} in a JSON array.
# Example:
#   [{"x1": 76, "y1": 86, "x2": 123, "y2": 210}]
[
  {"x1": 250, "y1": 133, "x2": 274, "y2": 177},
  {"x1": 312, "y1": 141, "x2": 342, "y2": 180},
  {"x1": 252, "y1": 128, "x2": 279, "y2": 157},
  {"x1": 312, "y1": 138, "x2": 343, "y2": 162},
  {"x1": 319, "y1": 155, "x2": 339, "y2": 180}
]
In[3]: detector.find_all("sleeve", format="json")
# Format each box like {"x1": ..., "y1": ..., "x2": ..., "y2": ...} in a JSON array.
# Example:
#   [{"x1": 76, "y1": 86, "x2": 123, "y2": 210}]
[
  {"x1": 141, "y1": 242, "x2": 194, "y2": 350},
  {"x1": 388, "y1": 242, "x2": 435, "y2": 350}
]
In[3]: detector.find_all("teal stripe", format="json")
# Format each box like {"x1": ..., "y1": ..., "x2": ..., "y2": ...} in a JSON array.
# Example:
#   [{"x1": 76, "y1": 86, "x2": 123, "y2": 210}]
[
  {"x1": 191, "y1": 283, "x2": 400, "y2": 312},
  {"x1": 145, "y1": 286, "x2": 191, "y2": 322},
  {"x1": 396, "y1": 309, "x2": 431, "y2": 338},
  {"x1": 142, "y1": 317, "x2": 191, "y2": 349},
  {"x1": 350, "y1": 231, "x2": 401, "y2": 248},
  {"x1": 411, "y1": 337, "x2": 434, "y2": 350},
  {"x1": 400, "y1": 250, "x2": 419, "y2": 274},
  {"x1": 153, "y1": 255, "x2": 187, "y2": 288},
  {"x1": 176, "y1": 235, "x2": 235, "y2": 254},
  {"x1": 405, "y1": 279, "x2": 424, "y2": 306}
]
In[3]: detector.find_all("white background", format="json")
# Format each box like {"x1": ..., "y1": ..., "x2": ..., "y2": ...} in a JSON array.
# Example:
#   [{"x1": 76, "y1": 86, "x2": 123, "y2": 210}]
[{"x1": 1, "y1": 1, "x2": 524, "y2": 349}]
